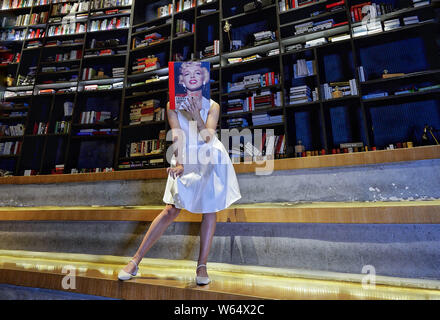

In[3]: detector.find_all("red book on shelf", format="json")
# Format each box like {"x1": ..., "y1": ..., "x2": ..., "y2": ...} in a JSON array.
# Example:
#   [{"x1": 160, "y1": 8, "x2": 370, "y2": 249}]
[
  {"x1": 333, "y1": 21, "x2": 348, "y2": 27},
  {"x1": 326, "y1": 0, "x2": 345, "y2": 9}
]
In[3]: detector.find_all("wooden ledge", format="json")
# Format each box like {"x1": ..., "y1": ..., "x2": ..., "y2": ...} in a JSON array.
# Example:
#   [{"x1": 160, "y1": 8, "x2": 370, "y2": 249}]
[
  {"x1": 1, "y1": 201, "x2": 440, "y2": 224},
  {"x1": 0, "y1": 145, "x2": 439, "y2": 185}
]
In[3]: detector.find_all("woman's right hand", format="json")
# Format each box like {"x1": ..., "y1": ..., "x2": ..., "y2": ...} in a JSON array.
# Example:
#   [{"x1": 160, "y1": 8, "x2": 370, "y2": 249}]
[{"x1": 167, "y1": 164, "x2": 184, "y2": 179}]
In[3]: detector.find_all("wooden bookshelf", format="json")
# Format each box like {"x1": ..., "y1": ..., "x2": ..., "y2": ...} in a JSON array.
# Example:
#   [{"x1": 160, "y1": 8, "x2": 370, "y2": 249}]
[{"x1": 0, "y1": 0, "x2": 439, "y2": 177}]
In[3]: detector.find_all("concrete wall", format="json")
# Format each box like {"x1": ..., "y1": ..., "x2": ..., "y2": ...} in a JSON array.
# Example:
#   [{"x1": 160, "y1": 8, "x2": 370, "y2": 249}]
[{"x1": 0, "y1": 159, "x2": 439, "y2": 207}]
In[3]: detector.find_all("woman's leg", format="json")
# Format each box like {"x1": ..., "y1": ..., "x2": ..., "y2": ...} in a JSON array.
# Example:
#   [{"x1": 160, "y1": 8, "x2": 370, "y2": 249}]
[
  {"x1": 122, "y1": 204, "x2": 181, "y2": 273},
  {"x1": 197, "y1": 212, "x2": 217, "y2": 278}
]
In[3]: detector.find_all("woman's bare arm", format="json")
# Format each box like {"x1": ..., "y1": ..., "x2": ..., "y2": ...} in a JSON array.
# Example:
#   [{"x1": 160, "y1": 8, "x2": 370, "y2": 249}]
[
  {"x1": 166, "y1": 102, "x2": 184, "y2": 165},
  {"x1": 193, "y1": 101, "x2": 220, "y2": 144}
]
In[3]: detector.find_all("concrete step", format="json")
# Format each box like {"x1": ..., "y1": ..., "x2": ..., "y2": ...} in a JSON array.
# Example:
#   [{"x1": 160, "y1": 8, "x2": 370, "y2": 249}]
[
  {"x1": 1, "y1": 250, "x2": 440, "y2": 300},
  {"x1": 0, "y1": 202, "x2": 440, "y2": 280}
]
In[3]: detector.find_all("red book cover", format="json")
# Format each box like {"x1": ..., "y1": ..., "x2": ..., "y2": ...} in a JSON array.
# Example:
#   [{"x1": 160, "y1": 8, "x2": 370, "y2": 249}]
[{"x1": 168, "y1": 61, "x2": 211, "y2": 110}]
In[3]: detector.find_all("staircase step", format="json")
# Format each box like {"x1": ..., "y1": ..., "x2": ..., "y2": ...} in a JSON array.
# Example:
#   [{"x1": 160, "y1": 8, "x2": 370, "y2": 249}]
[
  {"x1": 0, "y1": 201, "x2": 439, "y2": 223},
  {"x1": 1, "y1": 250, "x2": 440, "y2": 300}
]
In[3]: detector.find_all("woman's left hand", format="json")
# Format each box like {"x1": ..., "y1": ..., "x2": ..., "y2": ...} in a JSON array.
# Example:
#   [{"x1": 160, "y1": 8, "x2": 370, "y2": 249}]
[{"x1": 182, "y1": 96, "x2": 201, "y2": 120}]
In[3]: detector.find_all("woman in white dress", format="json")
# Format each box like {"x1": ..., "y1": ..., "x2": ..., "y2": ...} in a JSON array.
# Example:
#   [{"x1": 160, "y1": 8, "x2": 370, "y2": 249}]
[{"x1": 118, "y1": 61, "x2": 242, "y2": 285}]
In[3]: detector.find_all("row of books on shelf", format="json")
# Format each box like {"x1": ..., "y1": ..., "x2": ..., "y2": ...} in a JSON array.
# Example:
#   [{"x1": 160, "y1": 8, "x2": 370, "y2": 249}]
[
  {"x1": 132, "y1": 32, "x2": 166, "y2": 50},
  {"x1": 33, "y1": 121, "x2": 49, "y2": 134},
  {"x1": 175, "y1": 0, "x2": 196, "y2": 12},
  {"x1": 321, "y1": 79, "x2": 358, "y2": 100},
  {"x1": 90, "y1": 0, "x2": 131, "y2": 10},
  {"x1": 0, "y1": 101, "x2": 28, "y2": 110},
  {"x1": 0, "y1": 123, "x2": 24, "y2": 136},
  {"x1": 175, "y1": 19, "x2": 195, "y2": 35},
  {"x1": 0, "y1": 52, "x2": 20, "y2": 64},
  {"x1": 69, "y1": 167, "x2": 115, "y2": 174},
  {"x1": 0, "y1": 29, "x2": 25, "y2": 41},
  {"x1": 77, "y1": 128, "x2": 119, "y2": 135},
  {"x1": 129, "y1": 99, "x2": 164, "y2": 125},
  {"x1": 200, "y1": 40, "x2": 220, "y2": 58},
  {"x1": 47, "y1": 22, "x2": 87, "y2": 36},
  {"x1": 127, "y1": 129, "x2": 166, "y2": 157},
  {"x1": 352, "y1": 15, "x2": 431, "y2": 37},
  {"x1": 54, "y1": 120, "x2": 70, "y2": 134},
  {"x1": 350, "y1": 1, "x2": 392, "y2": 23},
  {"x1": 89, "y1": 16, "x2": 129, "y2": 32},
  {"x1": 46, "y1": 38, "x2": 83, "y2": 46},
  {"x1": 44, "y1": 49, "x2": 82, "y2": 63},
  {"x1": 227, "y1": 72, "x2": 279, "y2": 93},
  {"x1": 41, "y1": 65, "x2": 79, "y2": 73},
  {"x1": 278, "y1": 0, "x2": 326, "y2": 12},
  {"x1": 80, "y1": 110, "x2": 112, "y2": 124},
  {"x1": 118, "y1": 158, "x2": 164, "y2": 169},
  {"x1": 83, "y1": 82, "x2": 123, "y2": 91},
  {"x1": 0, "y1": 140, "x2": 22, "y2": 155},
  {"x1": 51, "y1": 1, "x2": 89, "y2": 16},
  {"x1": 230, "y1": 133, "x2": 286, "y2": 161},
  {"x1": 130, "y1": 74, "x2": 169, "y2": 87},
  {"x1": 0, "y1": 0, "x2": 32, "y2": 10},
  {"x1": 284, "y1": 32, "x2": 350, "y2": 52},
  {"x1": 294, "y1": 18, "x2": 348, "y2": 36},
  {"x1": 36, "y1": 86, "x2": 77, "y2": 95},
  {"x1": 0, "y1": 111, "x2": 27, "y2": 117},
  {"x1": 226, "y1": 91, "x2": 282, "y2": 113},
  {"x1": 131, "y1": 56, "x2": 160, "y2": 74},
  {"x1": 362, "y1": 84, "x2": 440, "y2": 100},
  {"x1": 84, "y1": 48, "x2": 126, "y2": 58}
]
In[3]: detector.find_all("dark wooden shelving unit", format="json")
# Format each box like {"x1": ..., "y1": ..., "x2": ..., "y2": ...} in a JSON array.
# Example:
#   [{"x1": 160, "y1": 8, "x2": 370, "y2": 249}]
[{"x1": 0, "y1": 0, "x2": 439, "y2": 175}]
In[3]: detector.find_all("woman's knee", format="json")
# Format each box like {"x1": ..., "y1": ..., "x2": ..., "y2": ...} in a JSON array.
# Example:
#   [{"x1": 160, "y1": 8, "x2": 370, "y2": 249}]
[{"x1": 164, "y1": 204, "x2": 181, "y2": 219}]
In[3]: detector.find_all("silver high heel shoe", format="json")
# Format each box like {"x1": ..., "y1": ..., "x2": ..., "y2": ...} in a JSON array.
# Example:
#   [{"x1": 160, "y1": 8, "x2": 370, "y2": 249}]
[
  {"x1": 196, "y1": 264, "x2": 211, "y2": 285},
  {"x1": 118, "y1": 260, "x2": 138, "y2": 281}
]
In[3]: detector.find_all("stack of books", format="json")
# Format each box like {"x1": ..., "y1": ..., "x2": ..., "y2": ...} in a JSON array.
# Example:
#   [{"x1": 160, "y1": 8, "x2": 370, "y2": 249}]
[
  {"x1": 202, "y1": 40, "x2": 220, "y2": 58},
  {"x1": 226, "y1": 117, "x2": 249, "y2": 129},
  {"x1": 112, "y1": 67, "x2": 125, "y2": 78},
  {"x1": 132, "y1": 56, "x2": 160, "y2": 74},
  {"x1": 404, "y1": 16, "x2": 420, "y2": 25},
  {"x1": 289, "y1": 85, "x2": 313, "y2": 105},
  {"x1": 77, "y1": 128, "x2": 119, "y2": 136},
  {"x1": 132, "y1": 32, "x2": 165, "y2": 49},
  {"x1": 252, "y1": 114, "x2": 283, "y2": 126},
  {"x1": 383, "y1": 19, "x2": 400, "y2": 31},
  {"x1": 305, "y1": 37, "x2": 328, "y2": 48},
  {"x1": 413, "y1": 0, "x2": 430, "y2": 7},
  {"x1": 51, "y1": 164, "x2": 65, "y2": 175},
  {"x1": 129, "y1": 99, "x2": 161, "y2": 125},
  {"x1": 253, "y1": 30, "x2": 276, "y2": 46},
  {"x1": 294, "y1": 19, "x2": 335, "y2": 36},
  {"x1": 226, "y1": 99, "x2": 251, "y2": 114},
  {"x1": 254, "y1": 90, "x2": 282, "y2": 109}
]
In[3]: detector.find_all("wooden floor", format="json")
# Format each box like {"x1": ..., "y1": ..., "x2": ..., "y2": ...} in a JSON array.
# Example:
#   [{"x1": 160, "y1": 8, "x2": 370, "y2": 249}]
[
  {"x1": 0, "y1": 200, "x2": 439, "y2": 223},
  {"x1": 1, "y1": 250, "x2": 440, "y2": 300}
]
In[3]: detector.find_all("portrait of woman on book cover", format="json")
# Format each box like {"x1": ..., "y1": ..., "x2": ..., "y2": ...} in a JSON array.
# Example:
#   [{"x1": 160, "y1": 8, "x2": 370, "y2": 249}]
[{"x1": 118, "y1": 61, "x2": 242, "y2": 286}]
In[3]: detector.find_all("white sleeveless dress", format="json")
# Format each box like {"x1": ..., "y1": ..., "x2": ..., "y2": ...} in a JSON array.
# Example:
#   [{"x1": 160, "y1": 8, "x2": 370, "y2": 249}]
[{"x1": 162, "y1": 98, "x2": 242, "y2": 213}]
